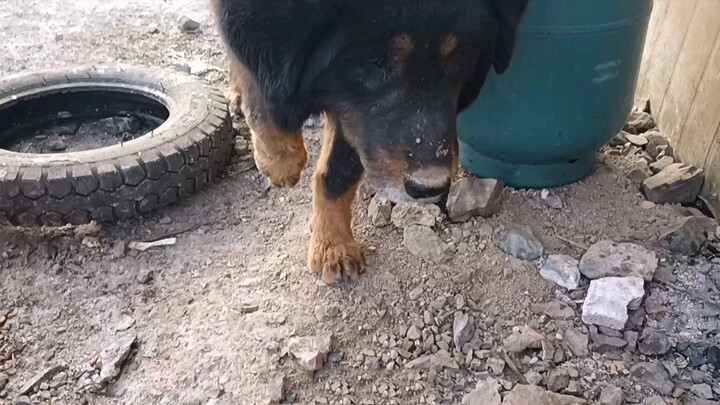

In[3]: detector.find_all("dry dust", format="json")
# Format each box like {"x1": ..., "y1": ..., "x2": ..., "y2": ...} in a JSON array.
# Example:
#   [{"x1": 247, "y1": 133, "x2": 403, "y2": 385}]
[{"x1": 0, "y1": 1, "x2": 713, "y2": 404}]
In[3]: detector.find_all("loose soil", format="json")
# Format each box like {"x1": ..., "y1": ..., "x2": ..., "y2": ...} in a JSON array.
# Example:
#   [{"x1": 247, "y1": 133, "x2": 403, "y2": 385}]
[{"x1": 1, "y1": 1, "x2": 718, "y2": 405}]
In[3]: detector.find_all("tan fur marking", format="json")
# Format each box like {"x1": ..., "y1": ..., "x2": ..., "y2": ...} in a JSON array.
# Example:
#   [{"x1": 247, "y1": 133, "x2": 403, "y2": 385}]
[
  {"x1": 390, "y1": 34, "x2": 414, "y2": 65},
  {"x1": 307, "y1": 114, "x2": 364, "y2": 283},
  {"x1": 441, "y1": 35, "x2": 459, "y2": 61}
]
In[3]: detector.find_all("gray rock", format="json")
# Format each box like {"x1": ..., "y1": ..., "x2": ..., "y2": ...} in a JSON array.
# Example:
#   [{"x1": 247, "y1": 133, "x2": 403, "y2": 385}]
[
  {"x1": 626, "y1": 134, "x2": 648, "y2": 147},
  {"x1": 650, "y1": 156, "x2": 674, "y2": 174},
  {"x1": 364, "y1": 356, "x2": 381, "y2": 369},
  {"x1": 690, "y1": 384, "x2": 714, "y2": 400},
  {"x1": 582, "y1": 277, "x2": 645, "y2": 330},
  {"x1": 626, "y1": 111, "x2": 656, "y2": 133},
  {"x1": 453, "y1": 313, "x2": 475, "y2": 348},
  {"x1": 624, "y1": 330, "x2": 639, "y2": 352},
  {"x1": 179, "y1": 16, "x2": 201, "y2": 32},
  {"x1": 0, "y1": 372, "x2": 8, "y2": 391},
  {"x1": 404, "y1": 354, "x2": 434, "y2": 369},
  {"x1": 659, "y1": 216, "x2": 716, "y2": 256},
  {"x1": 392, "y1": 202, "x2": 441, "y2": 228},
  {"x1": 462, "y1": 378, "x2": 501, "y2": 405},
  {"x1": 37, "y1": 241, "x2": 57, "y2": 260},
  {"x1": 644, "y1": 396, "x2": 668, "y2": 405},
  {"x1": 19, "y1": 365, "x2": 68, "y2": 395},
  {"x1": 486, "y1": 358, "x2": 505, "y2": 376},
  {"x1": 564, "y1": 327, "x2": 589, "y2": 358},
  {"x1": 540, "y1": 255, "x2": 581, "y2": 290},
  {"x1": 112, "y1": 240, "x2": 127, "y2": 259},
  {"x1": 642, "y1": 163, "x2": 705, "y2": 204},
  {"x1": 94, "y1": 116, "x2": 141, "y2": 134},
  {"x1": 404, "y1": 225, "x2": 447, "y2": 263},
  {"x1": 446, "y1": 177, "x2": 504, "y2": 222},
  {"x1": 599, "y1": 386, "x2": 625, "y2": 405},
  {"x1": 532, "y1": 301, "x2": 575, "y2": 320},
  {"x1": 368, "y1": 194, "x2": 392, "y2": 227},
  {"x1": 645, "y1": 132, "x2": 671, "y2": 159},
  {"x1": 267, "y1": 376, "x2": 286, "y2": 405},
  {"x1": 639, "y1": 328, "x2": 671, "y2": 356},
  {"x1": 628, "y1": 160, "x2": 653, "y2": 184},
  {"x1": 503, "y1": 384, "x2": 587, "y2": 405},
  {"x1": 591, "y1": 334, "x2": 627, "y2": 354},
  {"x1": 98, "y1": 334, "x2": 137, "y2": 385},
  {"x1": 504, "y1": 325, "x2": 544, "y2": 353},
  {"x1": 46, "y1": 137, "x2": 67, "y2": 152},
  {"x1": 493, "y1": 224, "x2": 544, "y2": 261},
  {"x1": 14, "y1": 397, "x2": 31, "y2": 405},
  {"x1": 136, "y1": 269, "x2": 153, "y2": 285},
  {"x1": 579, "y1": 240, "x2": 658, "y2": 280},
  {"x1": 546, "y1": 369, "x2": 570, "y2": 392},
  {"x1": 287, "y1": 334, "x2": 334, "y2": 371},
  {"x1": 407, "y1": 325, "x2": 421, "y2": 341},
  {"x1": 630, "y1": 362, "x2": 672, "y2": 395}
]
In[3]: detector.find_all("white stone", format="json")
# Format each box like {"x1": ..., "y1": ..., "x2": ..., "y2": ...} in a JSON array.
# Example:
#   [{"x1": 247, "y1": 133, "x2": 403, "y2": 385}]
[
  {"x1": 403, "y1": 225, "x2": 447, "y2": 263},
  {"x1": 367, "y1": 194, "x2": 392, "y2": 227},
  {"x1": 391, "y1": 202, "x2": 441, "y2": 228},
  {"x1": 540, "y1": 255, "x2": 581, "y2": 290},
  {"x1": 579, "y1": 240, "x2": 658, "y2": 280},
  {"x1": 446, "y1": 177, "x2": 504, "y2": 222},
  {"x1": 582, "y1": 277, "x2": 645, "y2": 330},
  {"x1": 461, "y1": 378, "x2": 501, "y2": 405}
]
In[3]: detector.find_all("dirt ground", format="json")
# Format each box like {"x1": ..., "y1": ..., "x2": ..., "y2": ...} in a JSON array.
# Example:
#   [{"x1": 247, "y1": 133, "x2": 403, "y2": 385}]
[{"x1": 1, "y1": 1, "x2": 719, "y2": 405}]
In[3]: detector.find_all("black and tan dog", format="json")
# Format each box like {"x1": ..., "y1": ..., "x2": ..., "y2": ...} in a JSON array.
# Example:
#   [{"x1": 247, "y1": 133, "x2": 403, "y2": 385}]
[{"x1": 213, "y1": 0, "x2": 528, "y2": 283}]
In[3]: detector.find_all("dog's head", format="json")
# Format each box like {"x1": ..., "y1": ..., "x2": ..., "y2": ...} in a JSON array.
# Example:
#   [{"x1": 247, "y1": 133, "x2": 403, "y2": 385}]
[{"x1": 219, "y1": 0, "x2": 528, "y2": 202}]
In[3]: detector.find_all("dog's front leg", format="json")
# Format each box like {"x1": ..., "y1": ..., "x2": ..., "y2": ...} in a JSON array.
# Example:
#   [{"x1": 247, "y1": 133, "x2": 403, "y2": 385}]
[{"x1": 308, "y1": 114, "x2": 365, "y2": 283}]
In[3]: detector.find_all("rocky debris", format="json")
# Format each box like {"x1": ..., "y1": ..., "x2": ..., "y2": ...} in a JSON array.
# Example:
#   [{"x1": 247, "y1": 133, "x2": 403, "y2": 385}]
[
  {"x1": 564, "y1": 327, "x2": 589, "y2": 358},
  {"x1": 582, "y1": 277, "x2": 645, "y2": 330},
  {"x1": 504, "y1": 325, "x2": 544, "y2": 353},
  {"x1": 579, "y1": 240, "x2": 658, "y2": 280},
  {"x1": 136, "y1": 269, "x2": 154, "y2": 285},
  {"x1": 625, "y1": 110, "x2": 656, "y2": 134},
  {"x1": 286, "y1": 334, "x2": 334, "y2": 372},
  {"x1": 178, "y1": 15, "x2": 200, "y2": 32},
  {"x1": 266, "y1": 376, "x2": 286, "y2": 404},
  {"x1": 46, "y1": 137, "x2": 67, "y2": 152},
  {"x1": 453, "y1": 313, "x2": 475, "y2": 348},
  {"x1": 404, "y1": 354, "x2": 434, "y2": 369},
  {"x1": 650, "y1": 156, "x2": 674, "y2": 173},
  {"x1": 589, "y1": 329, "x2": 627, "y2": 353},
  {"x1": 406, "y1": 325, "x2": 421, "y2": 341},
  {"x1": 112, "y1": 240, "x2": 127, "y2": 259},
  {"x1": 493, "y1": 224, "x2": 544, "y2": 261},
  {"x1": 542, "y1": 193, "x2": 564, "y2": 210},
  {"x1": 503, "y1": 384, "x2": 587, "y2": 405},
  {"x1": 599, "y1": 385, "x2": 625, "y2": 405},
  {"x1": 446, "y1": 177, "x2": 504, "y2": 222},
  {"x1": 658, "y1": 216, "x2": 716, "y2": 256},
  {"x1": 461, "y1": 378, "x2": 501, "y2": 405},
  {"x1": 690, "y1": 384, "x2": 714, "y2": 400},
  {"x1": 486, "y1": 358, "x2": 506, "y2": 376},
  {"x1": 630, "y1": 362, "x2": 673, "y2": 395},
  {"x1": 97, "y1": 334, "x2": 137, "y2": 386},
  {"x1": 626, "y1": 134, "x2": 649, "y2": 147},
  {"x1": 391, "y1": 202, "x2": 441, "y2": 228},
  {"x1": 539, "y1": 255, "x2": 581, "y2": 290},
  {"x1": 14, "y1": 396, "x2": 31, "y2": 405},
  {"x1": 532, "y1": 301, "x2": 575, "y2": 320},
  {"x1": 404, "y1": 225, "x2": 447, "y2": 263},
  {"x1": 628, "y1": 160, "x2": 653, "y2": 184},
  {"x1": 642, "y1": 163, "x2": 705, "y2": 204},
  {"x1": 638, "y1": 328, "x2": 671, "y2": 356},
  {"x1": 18, "y1": 365, "x2": 68, "y2": 395},
  {"x1": 368, "y1": 195, "x2": 392, "y2": 227},
  {"x1": 546, "y1": 369, "x2": 570, "y2": 392},
  {"x1": 645, "y1": 132, "x2": 670, "y2": 158},
  {"x1": 0, "y1": 372, "x2": 8, "y2": 391}
]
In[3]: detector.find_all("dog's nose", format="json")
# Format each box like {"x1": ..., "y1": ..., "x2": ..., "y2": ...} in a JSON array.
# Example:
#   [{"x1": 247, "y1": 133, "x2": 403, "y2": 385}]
[{"x1": 404, "y1": 178, "x2": 451, "y2": 199}]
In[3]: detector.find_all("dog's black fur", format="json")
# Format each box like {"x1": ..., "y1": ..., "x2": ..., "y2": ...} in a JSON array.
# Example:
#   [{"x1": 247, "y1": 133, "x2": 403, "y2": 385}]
[{"x1": 216, "y1": 0, "x2": 527, "y2": 200}]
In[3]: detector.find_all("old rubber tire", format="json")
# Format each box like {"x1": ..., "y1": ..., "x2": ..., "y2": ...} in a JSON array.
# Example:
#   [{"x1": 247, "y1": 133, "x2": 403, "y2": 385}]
[{"x1": 0, "y1": 66, "x2": 233, "y2": 226}]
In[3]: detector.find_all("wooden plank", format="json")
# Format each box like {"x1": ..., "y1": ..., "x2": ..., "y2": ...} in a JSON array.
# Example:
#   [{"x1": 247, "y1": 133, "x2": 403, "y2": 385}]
[
  {"x1": 657, "y1": 1, "x2": 720, "y2": 144},
  {"x1": 636, "y1": 0, "x2": 671, "y2": 102},
  {"x1": 641, "y1": 0, "x2": 698, "y2": 116},
  {"x1": 700, "y1": 123, "x2": 720, "y2": 222},
  {"x1": 675, "y1": 36, "x2": 720, "y2": 167}
]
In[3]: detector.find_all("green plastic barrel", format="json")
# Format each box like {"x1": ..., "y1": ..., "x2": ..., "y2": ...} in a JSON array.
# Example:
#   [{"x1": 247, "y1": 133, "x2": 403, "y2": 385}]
[{"x1": 458, "y1": 0, "x2": 653, "y2": 188}]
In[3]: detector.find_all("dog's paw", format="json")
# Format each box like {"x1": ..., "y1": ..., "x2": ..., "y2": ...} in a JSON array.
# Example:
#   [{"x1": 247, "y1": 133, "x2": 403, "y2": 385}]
[
  {"x1": 253, "y1": 144, "x2": 308, "y2": 188},
  {"x1": 226, "y1": 88, "x2": 243, "y2": 117},
  {"x1": 308, "y1": 236, "x2": 364, "y2": 284}
]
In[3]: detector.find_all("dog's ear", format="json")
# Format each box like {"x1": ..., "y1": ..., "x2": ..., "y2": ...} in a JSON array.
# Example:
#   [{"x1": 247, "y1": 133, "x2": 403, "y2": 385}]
[
  {"x1": 217, "y1": 0, "x2": 331, "y2": 105},
  {"x1": 490, "y1": 0, "x2": 528, "y2": 74}
]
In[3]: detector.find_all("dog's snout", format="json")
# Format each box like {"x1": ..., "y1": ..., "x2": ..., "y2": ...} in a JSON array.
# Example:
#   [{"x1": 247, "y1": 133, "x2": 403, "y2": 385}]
[{"x1": 404, "y1": 177, "x2": 451, "y2": 199}]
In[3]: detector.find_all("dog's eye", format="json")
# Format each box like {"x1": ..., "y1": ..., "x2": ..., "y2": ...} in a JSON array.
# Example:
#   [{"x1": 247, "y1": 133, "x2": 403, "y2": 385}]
[{"x1": 370, "y1": 58, "x2": 384, "y2": 69}]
